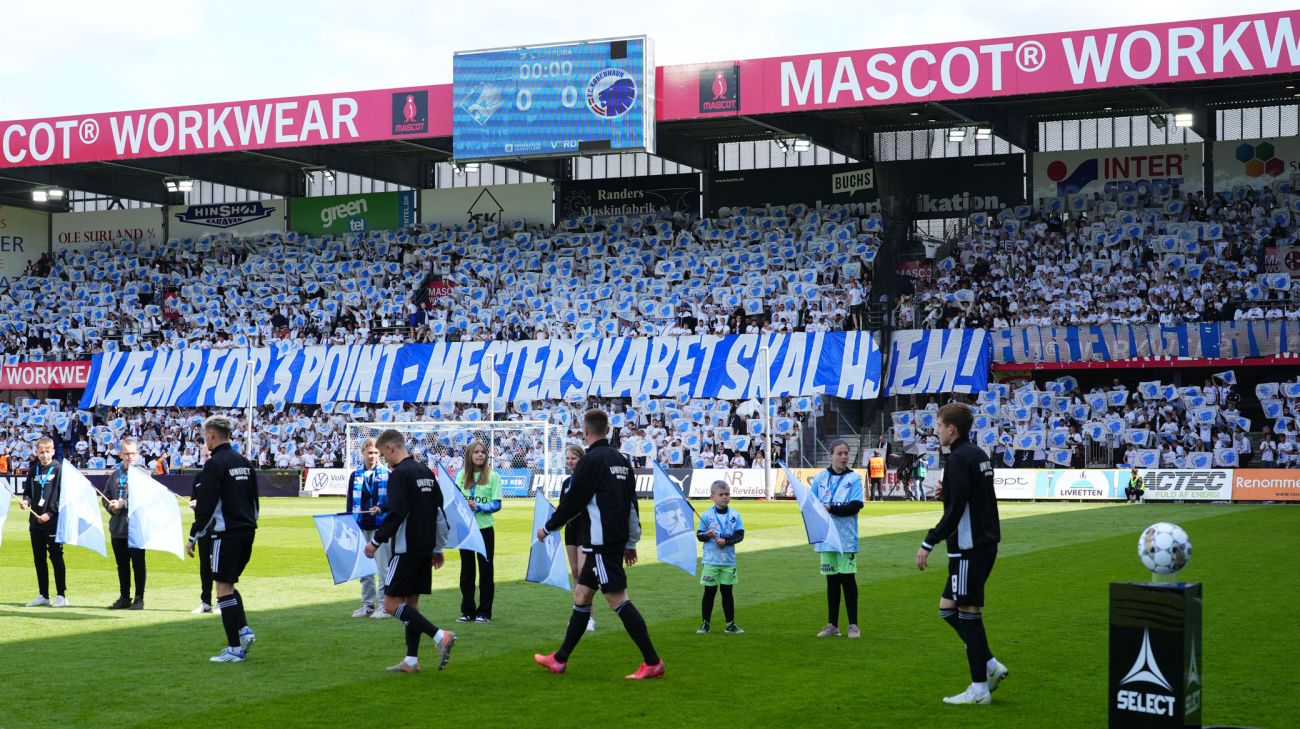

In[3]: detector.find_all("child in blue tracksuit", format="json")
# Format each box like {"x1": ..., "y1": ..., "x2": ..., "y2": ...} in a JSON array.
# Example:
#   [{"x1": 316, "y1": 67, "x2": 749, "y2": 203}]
[
  {"x1": 697, "y1": 480, "x2": 745, "y2": 634},
  {"x1": 346, "y1": 437, "x2": 390, "y2": 618}
]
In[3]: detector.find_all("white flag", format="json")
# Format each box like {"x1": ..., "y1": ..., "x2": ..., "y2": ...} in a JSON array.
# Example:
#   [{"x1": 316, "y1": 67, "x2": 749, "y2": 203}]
[
  {"x1": 127, "y1": 468, "x2": 185, "y2": 560},
  {"x1": 0, "y1": 480, "x2": 11, "y2": 550},
  {"x1": 435, "y1": 466, "x2": 487, "y2": 558},
  {"x1": 56, "y1": 460, "x2": 107, "y2": 557}
]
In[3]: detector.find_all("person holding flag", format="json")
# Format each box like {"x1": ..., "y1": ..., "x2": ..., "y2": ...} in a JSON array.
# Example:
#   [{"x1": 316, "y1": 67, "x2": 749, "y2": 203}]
[
  {"x1": 364, "y1": 429, "x2": 456, "y2": 673},
  {"x1": 454, "y1": 440, "x2": 501, "y2": 623},
  {"x1": 696, "y1": 480, "x2": 744, "y2": 635},
  {"x1": 534, "y1": 409, "x2": 664, "y2": 680},
  {"x1": 101, "y1": 437, "x2": 146, "y2": 610},
  {"x1": 19, "y1": 437, "x2": 67, "y2": 607},
  {"x1": 189, "y1": 445, "x2": 217, "y2": 615},
  {"x1": 187, "y1": 416, "x2": 260, "y2": 663},
  {"x1": 811, "y1": 440, "x2": 863, "y2": 638},
  {"x1": 346, "y1": 438, "x2": 391, "y2": 619},
  {"x1": 559, "y1": 444, "x2": 595, "y2": 632}
]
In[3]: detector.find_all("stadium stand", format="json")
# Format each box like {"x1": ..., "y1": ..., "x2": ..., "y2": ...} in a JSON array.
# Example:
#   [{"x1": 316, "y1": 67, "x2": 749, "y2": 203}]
[
  {"x1": 885, "y1": 373, "x2": 1281, "y2": 471},
  {"x1": 897, "y1": 187, "x2": 1300, "y2": 330},
  {"x1": 0, "y1": 207, "x2": 880, "y2": 361},
  {"x1": 0, "y1": 393, "x2": 812, "y2": 475}
]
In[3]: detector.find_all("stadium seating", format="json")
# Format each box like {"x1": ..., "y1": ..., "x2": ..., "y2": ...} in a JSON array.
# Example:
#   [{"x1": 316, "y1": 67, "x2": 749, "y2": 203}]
[
  {"x1": 0, "y1": 206, "x2": 881, "y2": 361},
  {"x1": 889, "y1": 372, "x2": 1276, "y2": 470},
  {"x1": 897, "y1": 187, "x2": 1299, "y2": 329},
  {"x1": 0, "y1": 393, "x2": 813, "y2": 476}
]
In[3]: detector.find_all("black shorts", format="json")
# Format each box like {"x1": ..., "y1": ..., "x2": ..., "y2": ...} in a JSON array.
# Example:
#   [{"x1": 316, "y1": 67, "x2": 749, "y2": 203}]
[
  {"x1": 385, "y1": 553, "x2": 432, "y2": 597},
  {"x1": 942, "y1": 553, "x2": 996, "y2": 608},
  {"x1": 211, "y1": 532, "x2": 255, "y2": 584},
  {"x1": 576, "y1": 550, "x2": 627, "y2": 593}
]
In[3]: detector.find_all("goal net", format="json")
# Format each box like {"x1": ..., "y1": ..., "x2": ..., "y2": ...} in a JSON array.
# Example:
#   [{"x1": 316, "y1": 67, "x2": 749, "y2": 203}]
[{"x1": 345, "y1": 420, "x2": 567, "y2": 498}]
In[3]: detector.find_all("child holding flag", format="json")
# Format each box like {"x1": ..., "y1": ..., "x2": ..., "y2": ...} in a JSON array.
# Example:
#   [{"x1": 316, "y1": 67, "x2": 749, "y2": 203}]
[
  {"x1": 696, "y1": 481, "x2": 744, "y2": 634},
  {"x1": 811, "y1": 440, "x2": 864, "y2": 639},
  {"x1": 456, "y1": 440, "x2": 502, "y2": 623}
]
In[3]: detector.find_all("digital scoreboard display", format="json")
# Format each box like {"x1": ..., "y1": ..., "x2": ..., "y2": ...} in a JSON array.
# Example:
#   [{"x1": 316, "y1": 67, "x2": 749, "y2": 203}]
[{"x1": 453, "y1": 37, "x2": 654, "y2": 162}]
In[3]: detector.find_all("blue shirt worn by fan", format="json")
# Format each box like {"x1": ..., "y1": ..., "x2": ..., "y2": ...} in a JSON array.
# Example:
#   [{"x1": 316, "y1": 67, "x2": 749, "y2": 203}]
[
  {"x1": 698, "y1": 505, "x2": 744, "y2": 566},
  {"x1": 810, "y1": 468, "x2": 864, "y2": 553}
]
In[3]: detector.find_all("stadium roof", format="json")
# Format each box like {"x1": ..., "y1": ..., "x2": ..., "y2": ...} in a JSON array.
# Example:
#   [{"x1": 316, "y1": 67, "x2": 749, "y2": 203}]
[{"x1": 2, "y1": 8, "x2": 1299, "y2": 209}]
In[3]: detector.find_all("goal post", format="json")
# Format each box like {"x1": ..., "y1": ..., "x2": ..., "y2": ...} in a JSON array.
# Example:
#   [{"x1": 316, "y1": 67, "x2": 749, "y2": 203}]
[{"x1": 344, "y1": 420, "x2": 566, "y2": 498}]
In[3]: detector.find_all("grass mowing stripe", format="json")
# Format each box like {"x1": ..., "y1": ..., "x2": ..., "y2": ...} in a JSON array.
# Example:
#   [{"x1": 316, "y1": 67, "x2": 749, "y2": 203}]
[{"x1": 0, "y1": 499, "x2": 1293, "y2": 728}]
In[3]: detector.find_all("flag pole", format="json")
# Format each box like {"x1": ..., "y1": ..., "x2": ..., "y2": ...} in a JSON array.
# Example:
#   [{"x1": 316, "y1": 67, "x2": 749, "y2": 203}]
[
  {"x1": 488, "y1": 352, "x2": 497, "y2": 458},
  {"x1": 245, "y1": 349, "x2": 255, "y2": 459},
  {"x1": 762, "y1": 342, "x2": 773, "y2": 500}
]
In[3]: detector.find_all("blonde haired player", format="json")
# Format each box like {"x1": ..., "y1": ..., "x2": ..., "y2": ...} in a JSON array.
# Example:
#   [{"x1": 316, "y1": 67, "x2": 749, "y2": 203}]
[{"x1": 696, "y1": 480, "x2": 745, "y2": 635}]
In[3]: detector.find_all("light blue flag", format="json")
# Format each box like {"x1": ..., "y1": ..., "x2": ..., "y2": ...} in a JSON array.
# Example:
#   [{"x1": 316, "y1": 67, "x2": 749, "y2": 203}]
[
  {"x1": 436, "y1": 466, "x2": 487, "y2": 558},
  {"x1": 651, "y1": 462, "x2": 697, "y2": 575},
  {"x1": 781, "y1": 464, "x2": 844, "y2": 551},
  {"x1": 312, "y1": 513, "x2": 378, "y2": 585},
  {"x1": 0, "y1": 478, "x2": 10, "y2": 550},
  {"x1": 56, "y1": 460, "x2": 107, "y2": 557},
  {"x1": 126, "y1": 468, "x2": 184, "y2": 559},
  {"x1": 525, "y1": 492, "x2": 570, "y2": 591}
]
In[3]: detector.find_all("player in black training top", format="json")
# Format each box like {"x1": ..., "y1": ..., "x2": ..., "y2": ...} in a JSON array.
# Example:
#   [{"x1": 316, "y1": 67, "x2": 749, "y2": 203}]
[
  {"x1": 559, "y1": 444, "x2": 597, "y2": 633},
  {"x1": 187, "y1": 416, "x2": 260, "y2": 663},
  {"x1": 365, "y1": 429, "x2": 455, "y2": 673},
  {"x1": 915, "y1": 403, "x2": 1008, "y2": 705},
  {"x1": 533, "y1": 409, "x2": 664, "y2": 680}
]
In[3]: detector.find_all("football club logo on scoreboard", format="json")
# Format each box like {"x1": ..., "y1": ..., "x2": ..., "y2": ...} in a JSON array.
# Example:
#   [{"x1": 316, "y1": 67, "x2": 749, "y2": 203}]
[
  {"x1": 586, "y1": 68, "x2": 638, "y2": 118},
  {"x1": 391, "y1": 90, "x2": 428, "y2": 135},
  {"x1": 459, "y1": 82, "x2": 504, "y2": 126}
]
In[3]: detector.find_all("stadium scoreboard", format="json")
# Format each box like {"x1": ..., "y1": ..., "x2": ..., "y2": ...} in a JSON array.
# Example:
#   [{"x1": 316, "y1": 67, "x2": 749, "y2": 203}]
[{"x1": 453, "y1": 36, "x2": 655, "y2": 162}]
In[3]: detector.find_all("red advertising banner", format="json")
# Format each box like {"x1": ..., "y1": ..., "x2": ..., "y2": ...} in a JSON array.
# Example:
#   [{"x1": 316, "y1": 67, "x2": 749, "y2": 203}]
[
  {"x1": 1231, "y1": 469, "x2": 1300, "y2": 501},
  {"x1": 2, "y1": 11, "x2": 1298, "y2": 166},
  {"x1": 1264, "y1": 246, "x2": 1300, "y2": 278},
  {"x1": 0, "y1": 86, "x2": 452, "y2": 168},
  {"x1": 0, "y1": 361, "x2": 92, "y2": 390},
  {"x1": 896, "y1": 260, "x2": 934, "y2": 283},
  {"x1": 659, "y1": 10, "x2": 1300, "y2": 119}
]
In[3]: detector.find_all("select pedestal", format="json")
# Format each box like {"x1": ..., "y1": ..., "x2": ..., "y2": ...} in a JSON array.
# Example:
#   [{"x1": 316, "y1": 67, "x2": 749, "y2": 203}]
[{"x1": 1109, "y1": 581, "x2": 1202, "y2": 728}]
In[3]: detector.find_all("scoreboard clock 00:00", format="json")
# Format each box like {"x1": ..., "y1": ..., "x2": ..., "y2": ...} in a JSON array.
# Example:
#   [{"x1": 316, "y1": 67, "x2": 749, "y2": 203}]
[{"x1": 452, "y1": 36, "x2": 655, "y2": 162}]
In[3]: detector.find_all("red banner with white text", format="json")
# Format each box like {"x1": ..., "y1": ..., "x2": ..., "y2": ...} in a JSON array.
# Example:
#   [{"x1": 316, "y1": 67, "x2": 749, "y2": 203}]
[
  {"x1": 0, "y1": 86, "x2": 451, "y2": 168},
  {"x1": 0, "y1": 361, "x2": 92, "y2": 390}
]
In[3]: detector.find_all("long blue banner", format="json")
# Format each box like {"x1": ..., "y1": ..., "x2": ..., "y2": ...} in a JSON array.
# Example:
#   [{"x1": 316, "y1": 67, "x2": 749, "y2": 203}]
[
  {"x1": 992, "y1": 321, "x2": 1300, "y2": 364},
  {"x1": 884, "y1": 329, "x2": 990, "y2": 396},
  {"x1": 78, "y1": 332, "x2": 883, "y2": 408}
]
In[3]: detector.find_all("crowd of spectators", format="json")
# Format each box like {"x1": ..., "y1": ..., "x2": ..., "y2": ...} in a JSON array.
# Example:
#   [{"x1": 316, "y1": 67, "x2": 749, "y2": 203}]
[
  {"x1": 898, "y1": 187, "x2": 1300, "y2": 329},
  {"x1": 888, "y1": 372, "x2": 1298, "y2": 470},
  {"x1": 0, "y1": 393, "x2": 811, "y2": 476},
  {"x1": 0, "y1": 205, "x2": 878, "y2": 362}
]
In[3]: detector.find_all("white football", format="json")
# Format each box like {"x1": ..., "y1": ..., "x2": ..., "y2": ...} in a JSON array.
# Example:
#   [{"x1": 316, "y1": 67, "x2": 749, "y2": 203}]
[{"x1": 1138, "y1": 522, "x2": 1192, "y2": 575}]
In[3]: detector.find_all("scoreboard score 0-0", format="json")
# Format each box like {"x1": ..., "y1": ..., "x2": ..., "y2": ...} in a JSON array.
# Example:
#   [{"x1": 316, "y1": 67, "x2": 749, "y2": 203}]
[{"x1": 452, "y1": 36, "x2": 654, "y2": 162}]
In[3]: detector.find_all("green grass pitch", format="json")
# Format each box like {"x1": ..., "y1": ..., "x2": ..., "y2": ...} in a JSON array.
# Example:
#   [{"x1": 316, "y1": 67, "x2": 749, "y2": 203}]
[{"x1": 0, "y1": 498, "x2": 1293, "y2": 728}]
